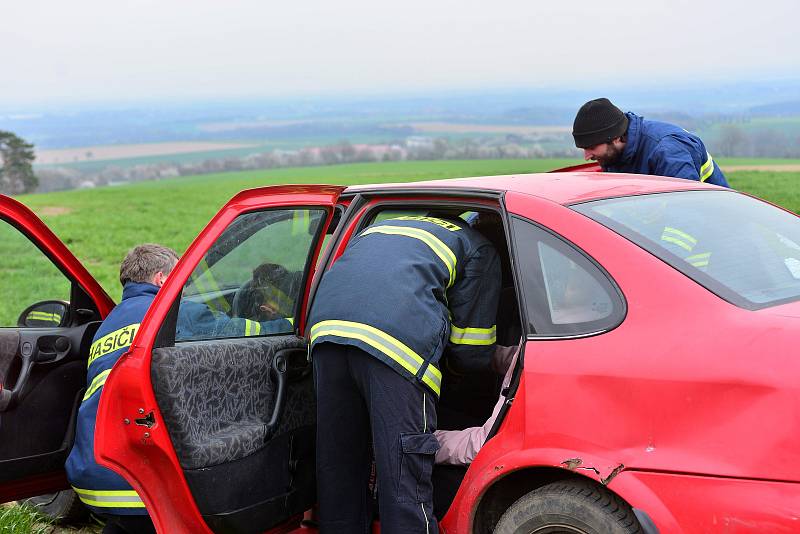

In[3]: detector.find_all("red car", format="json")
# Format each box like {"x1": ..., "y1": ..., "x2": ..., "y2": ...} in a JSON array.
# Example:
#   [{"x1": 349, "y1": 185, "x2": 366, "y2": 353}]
[{"x1": 2, "y1": 168, "x2": 800, "y2": 533}]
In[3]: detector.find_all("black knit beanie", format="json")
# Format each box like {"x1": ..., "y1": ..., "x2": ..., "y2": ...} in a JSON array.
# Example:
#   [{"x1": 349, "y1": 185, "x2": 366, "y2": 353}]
[{"x1": 572, "y1": 98, "x2": 629, "y2": 148}]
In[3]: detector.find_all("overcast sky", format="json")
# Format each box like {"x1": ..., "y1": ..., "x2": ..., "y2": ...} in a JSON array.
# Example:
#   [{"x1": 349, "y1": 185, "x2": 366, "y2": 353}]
[{"x1": 2, "y1": 0, "x2": 797, "y2": 106}]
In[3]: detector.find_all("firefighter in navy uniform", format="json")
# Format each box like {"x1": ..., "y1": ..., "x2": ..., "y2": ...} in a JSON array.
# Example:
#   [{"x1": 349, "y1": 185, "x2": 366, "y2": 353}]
[
  {"x1": 66, "y1": 244, "x2": 179, "y2": 534},
  {"x1": 308, "y1": 214, "x2": 501, "y2": 534},
  {"x1": 66, "y1": 246, "x2": 285, "y2": 533},
  {"x1": 573, "y1": 97, "x2": 730, "y2": 187}
]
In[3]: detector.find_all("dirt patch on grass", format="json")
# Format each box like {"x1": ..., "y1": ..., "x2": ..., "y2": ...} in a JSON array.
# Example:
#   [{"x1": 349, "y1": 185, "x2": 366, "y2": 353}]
[
  {"x1": 38, "y1": 206, "x2": 73, "y2": 217},
  {"x1": 724, "y1": 164, "x2": 800, "y2": 172}
]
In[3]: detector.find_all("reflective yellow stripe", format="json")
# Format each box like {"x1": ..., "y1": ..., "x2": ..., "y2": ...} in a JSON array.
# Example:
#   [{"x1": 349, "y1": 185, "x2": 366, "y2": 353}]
[
  {"x1": 361, "y1": 225, "x2": 457, "y2": 288},
  {"x1": 191, "y1": 259, "x2": 230, "y2": 313},
  {"x1": 310, "y1": 320, "x2": 442, "y2": 395},
  {"x1": 72, "y1": 486, "x2": 146, "y2": 508},
  {"x1": 662, "y1": 227, "x2": 697, "y2": 245},
  {"x1": 88, "y1": 324, "x2": 140, "y2": 368},
  {"x1": 83, "y1": 369, "x2": 111, "y2": 401},
  {"x1": 292, "y1": 210, "x2": 311, "y2": 235},
  {"x1": 244, "y1": 320, "x2": 261, "y2": 336},
  {"x1": 390, "y1": 216, "x2": 463, "y2": 232},
  {"x1": 686, "y1": 252, "x2": 711, "y2": 268},
  {"x1": 661, "y1": 236, "x2": 693, "y2": 251},
  {"x1": 286, "y1": 317, "x2": 294, "y2": 326},
  {"x1": 28, "y1": 311, "x2": 61, "y2": 323},
  {"x1": 700, "y1": 152, "x2": 715, "y2": 182},
  {"x1": 449, "y1": 324, "x2": 497, "y2": 345},
  {"x1": 661, "y1": 227, "x2": 697, "y2": 252}
]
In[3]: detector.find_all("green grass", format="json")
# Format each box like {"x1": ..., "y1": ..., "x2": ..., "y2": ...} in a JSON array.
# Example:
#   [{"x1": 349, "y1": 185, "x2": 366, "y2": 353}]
[
  {"x1": 0, "y1": 503, "x2": 53, "y2": 534},
  {"x1": 0, "y1": 502, "x2": 101, "y2": 533},
  {"x1": 726, "y1": 170, "x2": 800, "y2": 210},
  {"x1": 0, "y1": 157, "x2": 796, "y2": 324}
]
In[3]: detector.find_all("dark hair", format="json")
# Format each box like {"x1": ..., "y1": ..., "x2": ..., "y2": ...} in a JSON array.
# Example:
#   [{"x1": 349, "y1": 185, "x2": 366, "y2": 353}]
[{"x1": 233, "y1": 263, "x2": 297, "y2": 321}]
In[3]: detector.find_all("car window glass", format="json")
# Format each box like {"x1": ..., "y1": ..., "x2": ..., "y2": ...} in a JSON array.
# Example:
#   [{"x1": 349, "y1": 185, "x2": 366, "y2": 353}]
[
  {"x1": 572, "y1": 190, "x2": 800, "y2": 310},
  {"x1": 511, "y1": 216, "x2": 624, "y2": 336},
  {"x1": 370, "y1": 209, "x2": 427, "y2": 224},
  {"x1": 370, "y1": 209, "x2": 478, "y2": 227},
  {"x1": 538, "y1": 242, "x2": 614, "y2": 324},
  {"x1": 176, "y1": 208, "x2": 325, "y2": 342},
  {"x1": 0, "y1": 218, "x2": 71, "y2": 327}
]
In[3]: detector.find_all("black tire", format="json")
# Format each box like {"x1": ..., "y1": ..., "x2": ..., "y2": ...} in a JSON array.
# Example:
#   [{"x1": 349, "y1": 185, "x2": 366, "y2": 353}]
[
  {"x1": 493, "y1": 479, "x2": 642, "y2": 534},
  {"x1": 21, "y1": 489, "x2": 89, "y2": 524}
]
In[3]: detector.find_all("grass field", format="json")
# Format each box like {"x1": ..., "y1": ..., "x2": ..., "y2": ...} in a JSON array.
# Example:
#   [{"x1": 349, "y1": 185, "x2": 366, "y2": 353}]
[{"x1": 0, "y1": 157, "x2": 796, "y2": 323}]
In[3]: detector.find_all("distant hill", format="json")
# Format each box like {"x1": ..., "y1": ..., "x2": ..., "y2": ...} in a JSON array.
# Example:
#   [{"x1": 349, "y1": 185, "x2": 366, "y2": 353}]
[{"x1": 750, "y1": 101, "x2": 800, "y2": 116}]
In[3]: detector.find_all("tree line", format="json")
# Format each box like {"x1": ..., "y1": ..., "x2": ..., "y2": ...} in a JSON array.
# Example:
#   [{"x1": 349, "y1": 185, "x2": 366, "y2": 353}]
[{"x1": 33, "y1": 136, "x2": 576, "y2": 193}]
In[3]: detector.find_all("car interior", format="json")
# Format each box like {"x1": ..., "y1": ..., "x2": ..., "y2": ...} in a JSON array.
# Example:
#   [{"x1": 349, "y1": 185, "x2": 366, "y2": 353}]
[{"x1": 0, "y1": 285, "x2": 102, "y2": 492}]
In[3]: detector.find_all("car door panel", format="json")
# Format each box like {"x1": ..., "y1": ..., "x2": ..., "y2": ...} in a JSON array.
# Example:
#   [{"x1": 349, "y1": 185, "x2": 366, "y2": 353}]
[
  {"x1": 152, "y1": 336, "x2": 314, "y2": 533},
  {"x1": 96, "y1": 186, "x2": 343, "y2": 533},
  {"x1": 0, "y1": 195, "x2": 111, "y2": 502},
  {"x1": 0, "y1": 321, "x2": 101, "y2": 493}
]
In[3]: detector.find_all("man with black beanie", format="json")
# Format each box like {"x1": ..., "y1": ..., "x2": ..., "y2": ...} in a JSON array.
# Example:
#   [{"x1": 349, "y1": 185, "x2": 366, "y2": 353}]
[{"x1": 572, "y1": 98, "x2": 729, "y2": 187}]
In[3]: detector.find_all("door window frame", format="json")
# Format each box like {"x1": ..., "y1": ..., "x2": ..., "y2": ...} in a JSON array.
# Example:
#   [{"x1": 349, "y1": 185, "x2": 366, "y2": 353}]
[{"x1": 155, "y1": 205, "x2": 335, "y2": 348}]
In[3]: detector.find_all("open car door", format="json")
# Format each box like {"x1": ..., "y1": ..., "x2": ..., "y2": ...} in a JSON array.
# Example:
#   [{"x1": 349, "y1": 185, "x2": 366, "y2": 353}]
[
  {"x1": 96, "y1": 185, "x2": 344, "y2": 533},
  {"x1": 0, "y1": 195, "x2": 113, "y2": 504}
]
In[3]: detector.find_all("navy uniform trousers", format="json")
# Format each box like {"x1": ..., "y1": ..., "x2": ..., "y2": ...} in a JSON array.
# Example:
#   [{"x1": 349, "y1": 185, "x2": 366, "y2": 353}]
[{"x1": 313, "y1": 342, "x2": 440, "y2": 534}]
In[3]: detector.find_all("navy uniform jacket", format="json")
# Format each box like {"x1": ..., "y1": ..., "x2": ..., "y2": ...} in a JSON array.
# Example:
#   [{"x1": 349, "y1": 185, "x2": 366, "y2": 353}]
[
  {"x1": 65, "y1": 282, "x2": 157, "y2": 515},
  {"x1": 605, "y1": 112, "x2": 729, "y2": 187},
  {"x1": 308, "y1": 216, "x2": 501, "y2": 397}
]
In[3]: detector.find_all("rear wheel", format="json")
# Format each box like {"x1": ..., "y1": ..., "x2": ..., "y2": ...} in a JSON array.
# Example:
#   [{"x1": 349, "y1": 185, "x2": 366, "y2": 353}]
[
  {"x1": 493, "y1": 479, "x2": 642, "y2": 534},
  {"x1": 22, "y1": 489, "x2": 88, "y2": 524}
]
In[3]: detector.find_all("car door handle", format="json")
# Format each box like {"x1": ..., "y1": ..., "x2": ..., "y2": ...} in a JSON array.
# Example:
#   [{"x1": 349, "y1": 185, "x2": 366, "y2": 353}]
[
  {"x1": 33, "y1": 336, "x2": 71, "y2": 363},
  {"x1": 264, "y1": 352, "x2": 288, "y2": 440},
  {"x1": 0, "y1": 347, "x2": 33, "y2": 412}
]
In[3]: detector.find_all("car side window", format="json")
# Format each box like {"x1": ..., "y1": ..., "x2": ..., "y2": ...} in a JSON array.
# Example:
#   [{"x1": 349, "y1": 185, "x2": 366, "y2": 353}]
[
  {"x1": 0, "y1": 218, "x2": 71, "y2": 327},
  {"x1": 511, "y1": 216, "x2": 624, "y2": 336},
  {"x1": 176, "y1": 208, "x2": 326, "y2": 342}
]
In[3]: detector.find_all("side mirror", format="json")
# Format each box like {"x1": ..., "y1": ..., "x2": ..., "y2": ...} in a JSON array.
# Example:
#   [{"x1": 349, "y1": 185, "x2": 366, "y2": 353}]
[{"x1": 17, "y1": 301, "x2": 69, "y2": 328}]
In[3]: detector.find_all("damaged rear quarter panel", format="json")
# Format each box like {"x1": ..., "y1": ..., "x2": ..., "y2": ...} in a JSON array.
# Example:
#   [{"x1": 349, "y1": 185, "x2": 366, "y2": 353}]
[{"x1": 612, "y1": 470, "x2": 800, "y2": 533}]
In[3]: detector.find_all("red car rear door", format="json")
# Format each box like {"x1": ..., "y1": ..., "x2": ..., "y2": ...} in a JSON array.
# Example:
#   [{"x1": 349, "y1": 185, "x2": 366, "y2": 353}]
[
  {"x1": 95, "y1": 185, "x2": 344, "y2": 533},
  {"x1": 0, "y1": 195, "x2": 113, "y2": 503}
]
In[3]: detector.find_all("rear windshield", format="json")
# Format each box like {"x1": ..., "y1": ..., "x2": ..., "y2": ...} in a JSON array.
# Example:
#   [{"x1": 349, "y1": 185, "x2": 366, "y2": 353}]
[{"x1": 572, "y1": 190, "x2": 800, "y2": 310}]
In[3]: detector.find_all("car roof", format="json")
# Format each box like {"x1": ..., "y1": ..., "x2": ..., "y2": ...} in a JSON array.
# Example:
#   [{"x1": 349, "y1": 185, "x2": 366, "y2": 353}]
[{"x1": 344, "y1": 171, "x2": 724, "y2": 205}]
